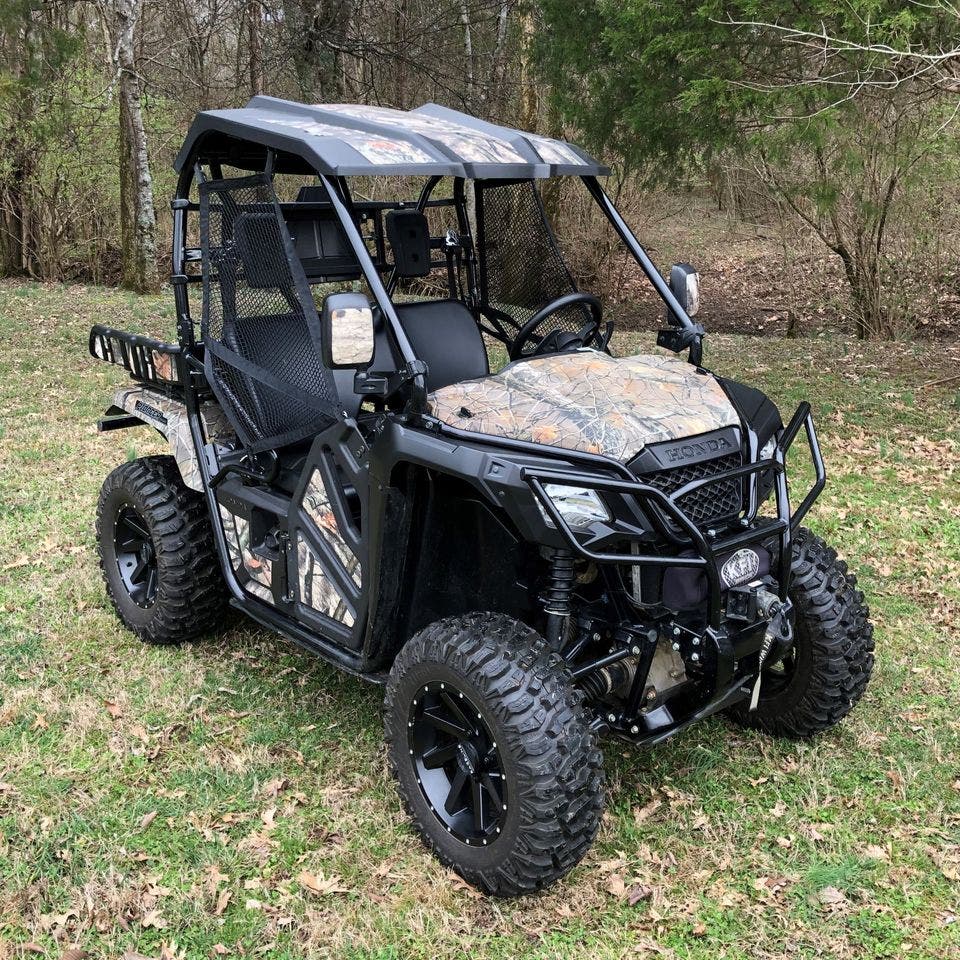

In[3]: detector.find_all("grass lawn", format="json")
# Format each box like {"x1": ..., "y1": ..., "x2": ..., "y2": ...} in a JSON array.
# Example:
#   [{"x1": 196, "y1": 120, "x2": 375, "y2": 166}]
[{"x1": 1, "y1": 280, "x2": 959, "y2": 960}]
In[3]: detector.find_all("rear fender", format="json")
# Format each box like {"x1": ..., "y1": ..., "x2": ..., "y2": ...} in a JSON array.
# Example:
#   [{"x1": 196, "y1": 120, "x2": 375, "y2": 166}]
[{"x1": 101, "y1": 385, "x2": 234, "y2": 491}]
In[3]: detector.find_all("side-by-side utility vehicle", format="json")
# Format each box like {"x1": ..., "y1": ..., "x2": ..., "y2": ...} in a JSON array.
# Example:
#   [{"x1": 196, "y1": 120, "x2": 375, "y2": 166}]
[{"x1": 91, "y1": 98, "x2": 874, "y2": 896}]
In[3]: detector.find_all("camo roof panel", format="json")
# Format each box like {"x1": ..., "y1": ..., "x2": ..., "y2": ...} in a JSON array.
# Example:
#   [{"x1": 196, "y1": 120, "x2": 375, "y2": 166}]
[
  {"x1": 427, "y1": 352, "x2": 741, "y2": 462},
  {"x1": 175, "y1": 96, "x2": 608, "y2": 178}
]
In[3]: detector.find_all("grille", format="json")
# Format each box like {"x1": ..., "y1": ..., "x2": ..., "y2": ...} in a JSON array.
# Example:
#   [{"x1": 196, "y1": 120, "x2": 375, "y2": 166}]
[{"x1": 642, "y1": 453, "x2": 743, "y2": 529}]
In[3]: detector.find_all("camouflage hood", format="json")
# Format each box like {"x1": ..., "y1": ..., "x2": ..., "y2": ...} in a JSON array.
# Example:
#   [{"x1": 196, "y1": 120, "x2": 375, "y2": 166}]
[{"x1": 426, "y1": 351, "x2": 741, "y2": 462}]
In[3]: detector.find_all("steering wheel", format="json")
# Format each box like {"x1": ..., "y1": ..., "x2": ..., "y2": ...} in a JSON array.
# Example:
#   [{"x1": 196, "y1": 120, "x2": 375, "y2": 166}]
[{"x1": 509, "y1": 292, "x2": 604, "y2": 361}]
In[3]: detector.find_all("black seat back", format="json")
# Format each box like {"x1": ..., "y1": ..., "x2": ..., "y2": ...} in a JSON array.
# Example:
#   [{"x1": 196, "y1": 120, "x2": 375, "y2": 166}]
[
  {"x1": 394, "y1": 300, "x2": 489, "y2": 392},
  {"x1": 200, "y1": 175, "x2": 341, "y2": 453}
]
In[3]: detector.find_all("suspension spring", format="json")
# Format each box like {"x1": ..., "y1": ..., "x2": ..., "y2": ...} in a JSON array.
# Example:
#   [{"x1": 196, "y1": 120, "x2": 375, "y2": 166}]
[
  {"x1": 542, "y1": 548, "x2": 576, "y2": 649},
  {"x1": 543, "y1": 549, "x2": 576, "y2": 616}
]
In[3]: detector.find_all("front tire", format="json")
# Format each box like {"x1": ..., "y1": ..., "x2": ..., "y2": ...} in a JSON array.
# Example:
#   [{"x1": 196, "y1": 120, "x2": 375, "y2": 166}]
[
  {"x1": 96, "y1": 455, "x2": 228, "y2": 645},
  {"x1": 728, "y1": 527, "x2": 874, "y2": 738},
  {"x1": 384, "y1": 613, "x2": 605, "y2": 897}
]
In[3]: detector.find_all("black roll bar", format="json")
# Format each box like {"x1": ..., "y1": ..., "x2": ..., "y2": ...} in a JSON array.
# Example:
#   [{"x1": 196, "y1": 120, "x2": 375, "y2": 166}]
[{"x1": 582, "y1": 176, "x2": 705, "y2": 365}]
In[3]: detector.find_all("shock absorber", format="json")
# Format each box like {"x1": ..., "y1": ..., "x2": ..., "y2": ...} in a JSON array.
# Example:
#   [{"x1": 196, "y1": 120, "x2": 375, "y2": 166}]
[{"x1": 542, "y1": 548, "x2": 576, "y2": 650}]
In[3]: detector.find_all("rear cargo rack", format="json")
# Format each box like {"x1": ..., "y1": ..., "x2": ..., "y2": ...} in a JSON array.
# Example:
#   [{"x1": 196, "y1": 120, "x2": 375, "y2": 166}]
[{"x1": 89, "y1": 325, "x2": 183, "y2": 385}]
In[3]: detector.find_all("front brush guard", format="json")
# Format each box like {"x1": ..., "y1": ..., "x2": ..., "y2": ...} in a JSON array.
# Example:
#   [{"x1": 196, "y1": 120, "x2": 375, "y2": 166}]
[{"x1": 522, "y1": 401, "x2": 824, "y2": 631}]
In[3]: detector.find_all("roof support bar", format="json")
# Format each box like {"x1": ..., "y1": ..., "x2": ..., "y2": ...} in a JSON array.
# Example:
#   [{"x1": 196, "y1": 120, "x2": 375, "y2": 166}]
[{"x1": 582, "y1": 176, "x2": 704, "y2": 366}]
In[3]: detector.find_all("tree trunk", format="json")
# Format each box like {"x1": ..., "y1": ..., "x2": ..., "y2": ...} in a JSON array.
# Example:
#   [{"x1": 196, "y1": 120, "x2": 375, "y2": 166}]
[
  {"x1": 114, "y1": 0, "x2": 158, "y2": 294},
  {"x1": 518, "y1": 7, "x2": 537, "y2": 131},
  {"x1": 486, "y1": 1, "x2": 511, "y2": 114},
  {"x1": 393, "y1": 0, "x2": 407, "y2": 107},
  {"x1": 460, "y1": 0, "x2": 474, "y2": 106},
  {"x1": 247, "y1": 0, "x2": 264, "y2": 97},
  {"x1": 0, "y1": 147, "x2": 29, "y2": 276}
]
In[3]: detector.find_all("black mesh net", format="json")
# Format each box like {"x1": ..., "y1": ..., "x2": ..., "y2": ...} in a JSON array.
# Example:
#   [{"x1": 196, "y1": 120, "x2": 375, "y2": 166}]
[
  {"x1": 200, "y1": 174, "x2": 340, "y2": 452},
  {"x1": 476, "y1": 180, "x2": 592, "y2": 354}
]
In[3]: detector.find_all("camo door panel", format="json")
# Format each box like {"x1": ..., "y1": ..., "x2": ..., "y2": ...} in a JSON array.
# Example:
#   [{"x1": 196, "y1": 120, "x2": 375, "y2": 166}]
[
  {"x1": 296, "y1": 534, "x2": 354, "y2": 626},
  {"x1": 296, "y1": 467, "x2": 360, "y2": 624},
  {"x1": 219, "y1": 506, "x2": 275, "y2": 604}
]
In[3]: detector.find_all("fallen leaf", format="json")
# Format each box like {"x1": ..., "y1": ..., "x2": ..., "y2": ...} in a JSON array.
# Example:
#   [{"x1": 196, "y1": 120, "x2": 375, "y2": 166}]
[
  {"x1": 61, "y1": 950, "x2": 90, "y2": 960},
  {"x1": 818, "y1": 886, "x2": 848, "y2": 906},
  {"x1": 633, "y1": 797, "x2": 662, "y2": 824},
  {"x1": 297, "y1": 869, "x2": 348, "y2": 896},
  {"x1": 206, "y1": 863, "x2": 228, "y2": 890},
  {"x1": 262, "y1": 777, "x2": 287, "y2": 798},
  {"x1": 141, "y1": 909, "x2": 167, "y2": 929},
  {"x1": 606, "y1": 874, "x2": 627, "y2": 898},
  {"x1": 139, "y1": 810, "x2": 158, "y2": 830},
  {"x1": 628, "y1": 884, "x2": 654, "y2": 906},
  {"x1": 20, "y1": 946, "x2": 44, "y2": 956},
  {"x1": 864, "y1": 844, "x2": 889, "y2": 861},
  {"x1": 104, "y1": 700, "x2": 122, "y2": 719},
  {"x1": 214, "y1": 890, "x2": 231, "y2": 916},
  {"x1": 209, "y1": 946, "x2": 230, "y2": 957}
]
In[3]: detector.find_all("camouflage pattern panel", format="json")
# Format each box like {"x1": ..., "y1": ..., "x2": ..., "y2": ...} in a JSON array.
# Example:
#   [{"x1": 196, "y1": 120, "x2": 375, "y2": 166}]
[
  {"x1": 427, "y1": 351, "x2": 741, "y2": 462},
  {"x1": 525, "y1": 133, "x2": 588, "y2": 167},
  {"x1": 329, "y1": 306, "x2": 374, "y2": 367},
  {"x1": 297, "y1": 534, "x2": 355, "y2": 627},
  {"x1": 260, "y1": 116, "x2": 434, "y2": 165},
  {"x1": 321, "y1": 104, "x2": 526, "y2": 164},
  {"x1": 302, "y1": 469, "x2": 361, "y2": 588},
  {"x1": 113, "y1": 386, "x2": 236, "y2": 491},
  {"x1": 219, "y1": 506, "x2": 275, "y2": 605},
  {"x1": 150, "y1": 350, "x2": 180, "y2": 383}
]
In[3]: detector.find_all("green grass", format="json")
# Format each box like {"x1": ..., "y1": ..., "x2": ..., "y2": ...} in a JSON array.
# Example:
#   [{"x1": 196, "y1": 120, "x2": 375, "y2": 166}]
[{"x1": 1, "y1": 279, "x2": 959, "y2": 959}]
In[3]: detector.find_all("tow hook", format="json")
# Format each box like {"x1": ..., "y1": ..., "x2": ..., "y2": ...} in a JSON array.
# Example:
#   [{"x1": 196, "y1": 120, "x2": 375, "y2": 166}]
[{"x1": 749, "y1": 594, "x2": 794, "y2": 711}]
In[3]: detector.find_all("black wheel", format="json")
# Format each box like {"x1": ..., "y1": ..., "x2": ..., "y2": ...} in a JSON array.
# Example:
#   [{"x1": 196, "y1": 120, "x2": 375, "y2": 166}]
[
  {"x1": 385, "y1": 613, "x2": 605, "y2": 897},
  {"x1": 728, "y1": 527, "x2": 874, "y2": 738},
  {"x1": 96, "y1": 455, "x2": 229, "y2": 645}
]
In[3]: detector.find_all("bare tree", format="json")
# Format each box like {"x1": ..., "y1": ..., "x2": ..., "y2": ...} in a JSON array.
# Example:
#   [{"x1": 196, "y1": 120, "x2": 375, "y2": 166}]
[
  {"x1": 247, "y1": 0, "x2": 264, "y2": 96},
  {"x1": 109, "y1": 0, "x2": 159, "y2": 292}
]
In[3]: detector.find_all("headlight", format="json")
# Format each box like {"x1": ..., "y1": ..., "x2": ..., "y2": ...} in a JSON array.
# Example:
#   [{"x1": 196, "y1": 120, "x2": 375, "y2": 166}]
[
  {"x1": 759, "y1": 436, "x2": 777, "y2": 461},
  {"x1": 537, "y1": 484, "x2": 611, "y2": 529}
]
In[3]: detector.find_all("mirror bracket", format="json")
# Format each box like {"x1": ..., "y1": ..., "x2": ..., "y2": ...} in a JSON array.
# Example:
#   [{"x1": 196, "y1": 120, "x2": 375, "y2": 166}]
[
  {"x1": 354, "y1": 359, "x2": 428, "y2": 398},
  {"x1": 657, "y1": 323, "x2": 704, "y2": 353}
]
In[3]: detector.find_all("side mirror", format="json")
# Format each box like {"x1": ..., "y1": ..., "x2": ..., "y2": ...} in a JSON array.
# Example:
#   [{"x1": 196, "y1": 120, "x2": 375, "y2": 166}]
[
  {"x1": 322, "y1": 293, "x2": 375, "y2": 369},
  {"x1": 667, "y1": 263, "x2": 700, "y2": 321}
]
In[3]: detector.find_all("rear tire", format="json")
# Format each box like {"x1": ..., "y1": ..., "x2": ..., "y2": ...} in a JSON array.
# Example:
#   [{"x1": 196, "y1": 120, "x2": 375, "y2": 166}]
[
  {"x1": 96, "y1": 455, "x2": 229, "y2": 645},
  {"x1": 728, "y1": 527, "x2": 874, "y2": 738},
  {"x1": 384, "y1": 613, "x2": 605, "y2": 897}
]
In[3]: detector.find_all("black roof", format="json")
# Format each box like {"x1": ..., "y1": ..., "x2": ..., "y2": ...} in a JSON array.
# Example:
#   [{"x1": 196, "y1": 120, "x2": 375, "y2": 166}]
[{"x1": 175, "y1": 97, "x2": 609, "y2": 179}]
